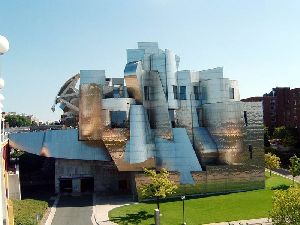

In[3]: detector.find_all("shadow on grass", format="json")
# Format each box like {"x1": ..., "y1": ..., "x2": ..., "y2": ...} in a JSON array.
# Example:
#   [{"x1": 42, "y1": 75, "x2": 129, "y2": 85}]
[
  {"x1": 271, "y1": 184, "x2": 290, "y2": 190},
  {"x1": 110, "y1": 210, "x2": 153, "y2": 225}
]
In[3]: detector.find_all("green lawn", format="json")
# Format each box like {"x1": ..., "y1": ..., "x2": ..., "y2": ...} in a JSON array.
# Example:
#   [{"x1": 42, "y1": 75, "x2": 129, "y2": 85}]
[
  {"x1": 12, "y1": 199, "x2": 48, "y2": 225},
  {"x1": 109, "y1": 172, "x2": 295, "y2": 225}
]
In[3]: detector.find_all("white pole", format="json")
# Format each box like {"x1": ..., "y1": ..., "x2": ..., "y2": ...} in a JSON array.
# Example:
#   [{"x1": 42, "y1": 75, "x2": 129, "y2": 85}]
[{"x1": 0, "y1": 34, "x2": 9, "y2": 225}]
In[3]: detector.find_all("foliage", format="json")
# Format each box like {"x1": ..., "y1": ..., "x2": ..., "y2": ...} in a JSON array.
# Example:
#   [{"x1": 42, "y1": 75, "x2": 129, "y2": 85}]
[
  {"x1": 264, "y1": 126, "x2": 271, "y2": 147},
  {"x1": 140, "y1": 168, "x2": 177, "y2": 209},
  {"x1": 289, "y1": 155, "x2": 300, "y2": 184},
  {"x1": 270, "y1": 186, "x2": 300, "y2": 225},
  {"x1": 265, "y1": 153, "x2": 281, "y2": 176},
  {"x1": 272, "y1": 126, "x2": 298, "y2": 147},
  {"x1": 110, "y1": 172, "x2": 292, "y2": 225},
  {"x1": 12, "y1": 199, "x2": 48, "y2": 225},
  {"x1": 10, "y1": 149, "x2": 24, "y2": 159},
  {"x1": 5, "y1": 114, "x2": 32, "y2": 127}
]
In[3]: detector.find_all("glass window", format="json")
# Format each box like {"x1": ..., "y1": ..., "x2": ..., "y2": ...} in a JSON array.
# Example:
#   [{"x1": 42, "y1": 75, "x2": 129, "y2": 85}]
[
  {"x1": 144, "y1": 86, "x2": 150, "y2": 100},
  {"x1": 173, "y1": 85, "x2": 178, "y2": 99},
  {"x1": 229, "y1": 88, "x2": 235, "y2": 99},
  {"x1": 194, "y1": 86, "x2": 199, "y2": 100},
  {"x1": 202, "y1": 87, "x2": 207, "y2": 100},
  {"x1": 180, "y1": 86, "x2": 186, "y2": 100}
]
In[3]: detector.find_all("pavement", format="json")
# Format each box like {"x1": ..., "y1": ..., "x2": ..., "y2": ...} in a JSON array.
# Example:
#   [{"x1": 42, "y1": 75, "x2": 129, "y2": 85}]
[
  {"x1": 51, "y1": 194, "x2": 93, "y2": 225},
  {"x1": 203, "y1": 218, "x2": 272, "y2": 225},
  {"x1": 92, "y1": 194, "x2": 133, "y2": 225}
]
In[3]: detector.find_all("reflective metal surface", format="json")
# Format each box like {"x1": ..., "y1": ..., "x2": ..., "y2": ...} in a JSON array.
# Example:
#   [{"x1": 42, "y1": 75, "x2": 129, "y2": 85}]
[{"x1": 9, "y1": 42, "x2": 265, "y2": 197}]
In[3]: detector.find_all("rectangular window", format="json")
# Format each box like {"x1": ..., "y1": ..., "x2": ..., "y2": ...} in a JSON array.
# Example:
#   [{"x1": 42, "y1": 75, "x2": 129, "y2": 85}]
[
  {"x1": 244, "y1": 111, "x2": 248, "y2": 126},
  {"x1": 229, "y1": 88, "x2": 235, "y2": 99},
  {"x1": 173, "y1": 85, "x2": 178, "y2": 100},
  {"x1": 179, "y1": 86, "x2": 186, "y2": 100},
  {"x1": 202, "y1": 87, "x2": 207, "y2": 100},
  {"x1": 144, "y1": 86, "x2": 150, "y2": 100},
  {"x1": 194, "y1": 86, "x2": 199, "y2": 100}
]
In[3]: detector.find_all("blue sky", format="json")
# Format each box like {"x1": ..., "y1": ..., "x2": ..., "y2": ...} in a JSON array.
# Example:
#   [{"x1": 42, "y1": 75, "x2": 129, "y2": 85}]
[{"x1": 0, "y1": 0, "x2": 299, "y2": 121}]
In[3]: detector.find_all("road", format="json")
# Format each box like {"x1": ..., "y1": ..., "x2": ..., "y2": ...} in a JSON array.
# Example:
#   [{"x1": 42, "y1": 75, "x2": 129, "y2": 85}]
[{"x1": 51, "y1": 194, "x2": 93, "y2": 225}]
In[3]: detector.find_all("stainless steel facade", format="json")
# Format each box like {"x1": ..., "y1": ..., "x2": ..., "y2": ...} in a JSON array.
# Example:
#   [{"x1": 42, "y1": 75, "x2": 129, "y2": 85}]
[{"x1": 9, "y1": 42, "x2": 265, "y2": 196}]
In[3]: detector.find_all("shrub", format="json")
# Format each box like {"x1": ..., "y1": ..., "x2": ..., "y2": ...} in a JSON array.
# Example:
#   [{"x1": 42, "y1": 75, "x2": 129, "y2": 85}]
[{"x1": 270, "y1": 186, "x2": 300, "y2": 225}]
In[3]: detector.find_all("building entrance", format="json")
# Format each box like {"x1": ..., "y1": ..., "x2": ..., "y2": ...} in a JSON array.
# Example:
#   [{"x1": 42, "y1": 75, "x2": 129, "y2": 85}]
[
  {"x1": 59, "y1": 178, "x2": 72, "y2": 193},
  {"x1": 81, "y1": 177, "x2": 94, "y2": 192}
]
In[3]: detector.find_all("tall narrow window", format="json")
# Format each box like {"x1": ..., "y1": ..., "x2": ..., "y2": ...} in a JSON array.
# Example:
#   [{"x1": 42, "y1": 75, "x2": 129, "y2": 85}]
[
  {"x1": 173, "y1": 85, "x2": 178, "y2": 99},
  {"x1": 180, "y1": 86, "x2": 186, "y2": 100},
  {"x1": 144, "y1": 86, "x2": 150, "y2": 100},
  {"x1": 229, "y1": 88, "x2": 235, "y2": 99},
  {"x1": 194, "y1": 86, "x2": 199, "y2": 100},
  {"x1": 244, "y1": 111, "x2": 248, "y2": 126},
  {"x1": 202, "y1": 87, "x2": 207, "y2": 100},
  {"x1": 248, "y1": 145, "x2": 253, "y2": 159}
]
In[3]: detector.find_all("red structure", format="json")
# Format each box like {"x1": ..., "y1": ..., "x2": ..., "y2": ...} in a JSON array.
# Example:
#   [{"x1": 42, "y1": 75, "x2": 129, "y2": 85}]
[{"x1": 242, "y1": 87, "x2": 300, "y2": 131}]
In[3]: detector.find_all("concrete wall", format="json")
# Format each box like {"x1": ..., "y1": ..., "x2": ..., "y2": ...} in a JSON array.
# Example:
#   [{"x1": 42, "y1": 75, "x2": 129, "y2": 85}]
[
  {"x1": 55, "y1": 159, "x2": 133, "y2": 194},
  {"x1": 8, "y1": 174, "x2": 21, "y2": 200}
]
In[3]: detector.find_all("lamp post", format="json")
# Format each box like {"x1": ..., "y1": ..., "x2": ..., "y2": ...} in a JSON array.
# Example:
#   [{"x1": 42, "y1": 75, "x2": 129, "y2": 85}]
[
  {"x1": 181, "y1": 195, "x2": 186, "y2": 225},
  {"x1": 0, "y1": 34, "x2": 9, "y2": 225}
]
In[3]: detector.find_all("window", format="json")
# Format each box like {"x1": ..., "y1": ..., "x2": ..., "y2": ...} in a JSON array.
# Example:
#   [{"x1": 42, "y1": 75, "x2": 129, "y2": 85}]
[
  {"x1": 248, "y1": 145, "x2": 253, "y2": 159},
  {"x1": 179, "y1": 86, "x2": 186, "y2": 100},
  {"x1": 194, "y1": 86, "x2": 199, "y2": 100},
  {"x1": 113, "y1": 87, "x2": 120, "y2": 98},
  {"x1": 173, "y1": 85, "x2": 178, "y2": 99},
  {"x1": 144, "y1": 86, "x2": 150, "y2": 100},
  {"x1": 244, "y1": 111, "x2": 248, "y2": 126},
  {"x1": 229, "y1": 88, "x2": 235, "y2": 99},
  {"x1": 202, "y1": 87, "x2": 207, "y2": 100}
]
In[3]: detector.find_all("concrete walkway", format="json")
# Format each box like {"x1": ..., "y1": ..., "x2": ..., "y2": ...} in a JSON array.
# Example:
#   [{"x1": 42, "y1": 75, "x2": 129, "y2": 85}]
[
  {"x1": 51, "y1": 194, "x2": 93, "y2": 225},
  {"x1": 204, "y1": 218, "x2": 272, "y2": 225},
  {"x1": 92, "y1": 194, "x2": 133, "y2": 225}
]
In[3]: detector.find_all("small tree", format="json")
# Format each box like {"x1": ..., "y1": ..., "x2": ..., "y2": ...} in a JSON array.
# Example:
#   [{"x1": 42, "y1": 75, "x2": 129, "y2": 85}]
[
  {"x1": 270, "y1": 186, "x2": 300, "y2": 225},
  {"x1": 265, "y1": 153, "x2": 280, "y2": 176},
  {"x1": 289, "y1": 155, "x2": 300, "y2": 185},
  {"x1": 141, "y1": 168, "x2": 177, "y2": 210}
]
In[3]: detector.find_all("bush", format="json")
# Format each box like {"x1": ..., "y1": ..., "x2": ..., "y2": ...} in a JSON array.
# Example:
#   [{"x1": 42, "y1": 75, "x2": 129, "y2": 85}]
[
  {"x1": 12, "y1": 199, "x2": 48, "y2": 225},
  {"x1": 270, "y1": 186, "x2": 300, "y2": 225}
]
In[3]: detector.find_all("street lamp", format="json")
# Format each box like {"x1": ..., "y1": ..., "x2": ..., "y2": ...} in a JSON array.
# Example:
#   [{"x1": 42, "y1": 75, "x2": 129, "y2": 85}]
[
  {"x1": 0, "y1": 34, "x2": 9, "y2": 225},
  {"x1": 181, "y1": 195, "x2": 186, "y2": 225}
]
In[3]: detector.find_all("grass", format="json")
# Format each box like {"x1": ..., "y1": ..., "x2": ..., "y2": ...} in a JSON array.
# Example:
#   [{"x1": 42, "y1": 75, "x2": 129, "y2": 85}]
[
  {"x1": 12, "y1": 199, "x2": 48, "y2": 225},
  {"x1": 109, "y1": 172, "x2": 295, "y2": 225}
]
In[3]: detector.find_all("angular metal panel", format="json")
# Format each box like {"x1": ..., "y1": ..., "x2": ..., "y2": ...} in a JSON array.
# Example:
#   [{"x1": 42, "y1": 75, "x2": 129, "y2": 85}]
[{"x1": 79, "y1": 83, "x2": 103, "y2": 140}]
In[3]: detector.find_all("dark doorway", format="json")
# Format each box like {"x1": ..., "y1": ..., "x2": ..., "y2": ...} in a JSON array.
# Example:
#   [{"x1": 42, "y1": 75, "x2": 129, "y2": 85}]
[
  {"x1": 59, "y1": 179, "x2": 72, "y2": 193},
  {"x1": 118, "y1": 180, "x2": 128, "y2": 192},
  {"x1": 81, "y1": 177, "x2": 94, "y2": 193}
]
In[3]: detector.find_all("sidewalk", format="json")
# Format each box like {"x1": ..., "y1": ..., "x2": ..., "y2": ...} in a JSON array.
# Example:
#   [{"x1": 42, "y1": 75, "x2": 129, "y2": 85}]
[
  {"x1": 204, "y1": 218, "x2": 272, "y2": 225},
  {"x1": 92, "y1": 194, "x2": 133, "y2": 225}
]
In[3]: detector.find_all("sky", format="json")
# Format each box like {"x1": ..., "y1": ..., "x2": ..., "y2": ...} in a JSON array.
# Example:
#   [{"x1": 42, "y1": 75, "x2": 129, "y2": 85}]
[{"x1": 0, "y1": 0, "x2": 299, "y2": 121}]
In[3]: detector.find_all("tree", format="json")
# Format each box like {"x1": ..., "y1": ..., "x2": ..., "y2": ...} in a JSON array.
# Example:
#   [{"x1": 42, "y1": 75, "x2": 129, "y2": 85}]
[
  {"x1": 265, "y1": 153, "x2": 281, "y2": 176},
  {"x1": 5, "y1": 114, "x2": 32, "y2": 127},
  {"x1": 272, "y1": 126, "x2": 298, "y2": 147},
  {"x1": 289, "y1": 155, "x2": 300, "y2": 185},
  {"x1": 140, "y1": 168, "x2": 177, "y2": 210},
  {"x1": 270, "y1": 186, "x2": 300, "y2": 225}
]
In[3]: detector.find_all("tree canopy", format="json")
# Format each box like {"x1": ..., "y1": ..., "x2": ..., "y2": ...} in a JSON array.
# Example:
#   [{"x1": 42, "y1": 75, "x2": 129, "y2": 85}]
[
  {"x1": 5, "y1": 114, "x2": 32, "y2": 127},
  {"x1": 141, "y1": 168, "x2": 177, "y2": 210},
  {"x1": 289, "y1": 155, "x2": 300, "y2": 184},
  {"x1": 272, "y1": 126, "x2": 298, "y2": 147}
]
